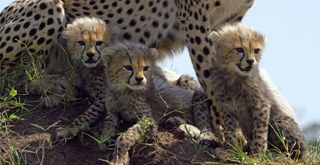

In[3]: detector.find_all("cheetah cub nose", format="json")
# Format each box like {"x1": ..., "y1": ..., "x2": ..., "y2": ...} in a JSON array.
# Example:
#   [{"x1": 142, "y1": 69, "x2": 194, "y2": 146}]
[
  {"x1": 246, "y1": 59, "x2": 254, "y2": 65},
  {"x1": 86, "y1": 52, "x2": 95, "y2": 58},
  {"x1": 135, "y1": 77, "x2": 144, "y2": 83}
]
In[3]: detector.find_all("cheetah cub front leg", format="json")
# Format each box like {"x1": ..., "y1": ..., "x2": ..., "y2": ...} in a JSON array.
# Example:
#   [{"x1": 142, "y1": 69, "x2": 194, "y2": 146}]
[
  {"x1": 108, "y1": 95, "x2": 157, "y2": 164},
  {"x1": 110, "y1": 117, "x2": 157, "y2": 165},
  {"x1": 249, "y1": 100, "x2": 270, "y2": 154},
  {"x1": 56, "y1": 99, "x2": 106, "y2": 140}
]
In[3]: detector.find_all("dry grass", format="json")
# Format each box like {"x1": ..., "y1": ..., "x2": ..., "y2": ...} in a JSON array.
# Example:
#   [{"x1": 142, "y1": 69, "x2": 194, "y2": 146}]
[{"x1": 0, "y1": 88, "x2": 50, "y2": 165}]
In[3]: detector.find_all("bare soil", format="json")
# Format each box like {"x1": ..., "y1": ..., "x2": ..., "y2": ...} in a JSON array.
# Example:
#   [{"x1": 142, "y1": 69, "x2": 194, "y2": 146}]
[{"x1": 7, "y1": 95, "x2": 222, "y2": 165}]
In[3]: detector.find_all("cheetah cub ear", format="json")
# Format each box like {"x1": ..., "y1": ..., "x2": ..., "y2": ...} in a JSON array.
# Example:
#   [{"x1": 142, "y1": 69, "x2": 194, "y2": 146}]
[
  {"x1": 209, "y1": 31, "x2": 223, "y2": 47},
  {"x1": 146, "y1": 48, "x2": 159, "y2": 61}
]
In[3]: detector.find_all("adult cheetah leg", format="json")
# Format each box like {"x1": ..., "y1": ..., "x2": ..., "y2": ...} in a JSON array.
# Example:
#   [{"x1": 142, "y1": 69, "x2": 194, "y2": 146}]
[
  {"x1": 192, "y1": 90, "x2": 224, "y2": 142},
  {"x1": 176, "y1": 1, "x2": 226, "y2": 143},
  {"x1": 176, "y1": 0, "x2": 254, "y2": 144},
  {"x1": 192, "y1": 91, "x2": 222, "y2": 146},
  {"x1": 176, "y1": 0, "x2": 213, "y2": 92},
  {"x1": 0, "y1": 0, "x2": 65, "y2": 74}
]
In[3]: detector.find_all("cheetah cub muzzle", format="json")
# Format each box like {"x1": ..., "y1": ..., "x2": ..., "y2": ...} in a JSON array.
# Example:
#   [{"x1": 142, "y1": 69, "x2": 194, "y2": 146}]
[{"x1": 208, "y1": 23, "x2": 307, "y2": 159}]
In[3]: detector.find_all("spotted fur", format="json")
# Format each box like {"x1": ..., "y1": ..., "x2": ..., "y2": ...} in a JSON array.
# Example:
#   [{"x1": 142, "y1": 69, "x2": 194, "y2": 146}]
[{"x1": 0, "y1": 0, "x2": 65, "y2": 73}]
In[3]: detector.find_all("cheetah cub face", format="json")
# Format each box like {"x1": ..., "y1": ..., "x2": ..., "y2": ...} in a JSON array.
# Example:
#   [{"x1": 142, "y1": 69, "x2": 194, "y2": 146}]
[
  {"x1": 210, "y1": 24, "x2": 265, "y2": 76},
  {"x1": 63, "y1": 17, "x2": 110, "y2": 68},
  {"x1": 102, "y1": 42, "x2": 158, "y2": 91}
]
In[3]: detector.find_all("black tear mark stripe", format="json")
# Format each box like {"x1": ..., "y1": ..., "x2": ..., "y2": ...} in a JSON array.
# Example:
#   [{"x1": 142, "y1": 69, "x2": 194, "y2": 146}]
[
  {"x1": 95, "y1": 45, "x2": 101, "y2": 54},
  {"x1": 128, "y1": 54, "x2": 134, "y2": 83},
  {"x1": 238, "y1": 36, "x2": 245, "y2": 62},
  {"x1": 240, "y1": 52, "x2": 245, "y2": 63}
]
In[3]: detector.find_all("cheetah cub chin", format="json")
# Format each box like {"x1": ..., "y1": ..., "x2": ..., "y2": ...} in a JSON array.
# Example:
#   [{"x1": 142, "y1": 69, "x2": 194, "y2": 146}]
[{"x1": 209, "y1": 23, "x2": 307, "y2": 159}]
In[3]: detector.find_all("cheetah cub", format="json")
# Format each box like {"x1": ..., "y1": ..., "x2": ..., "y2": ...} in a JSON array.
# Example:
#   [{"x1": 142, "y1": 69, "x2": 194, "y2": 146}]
[
  {"x1": 58, "y1": 41, "x2": 158, "y2": 165},
  {"x1": 42, "y1": 17, "x2": 110, "y2": 107},
  {"x1": 101, "y1": 42, "x2": 159, "y2": 165},
  {"x1": 209, "y1": 23, "x2": 307, "y2": 158}
]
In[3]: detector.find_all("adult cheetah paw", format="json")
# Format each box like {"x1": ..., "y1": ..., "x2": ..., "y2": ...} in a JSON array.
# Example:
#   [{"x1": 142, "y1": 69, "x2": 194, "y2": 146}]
[
  {"x1": 176, "y1": 124, "x2": 221, "y2": 147},
  {"x1": 110, "y1": 152, "x2": 130, "y2": 165},
  {"x1": 56, "y1": 127, "x2": 79, "y2": 141},
  {"x1": 197, "y1": 131, "x2": 222, "y2": 148}
]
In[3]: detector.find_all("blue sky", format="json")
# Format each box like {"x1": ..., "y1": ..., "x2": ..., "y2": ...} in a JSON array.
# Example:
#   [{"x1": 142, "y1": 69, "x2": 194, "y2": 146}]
[{"x1": 1, "y1": 1, "x2": 319, "y2": 127}]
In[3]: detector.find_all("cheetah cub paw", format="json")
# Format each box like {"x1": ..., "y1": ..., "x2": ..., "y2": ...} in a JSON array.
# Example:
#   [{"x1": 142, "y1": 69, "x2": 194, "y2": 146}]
[
  {"x1": 176, "y1": 75, "x2": 202, "y2": 91},
  {"x1": 110, "y1": 152, "x2": 130, "y2": 165},
  {"x1": 56, "y1": 127, "x2": 79, "y2": 141},
  {"x1": 41, "y1": 94, "x2": 64, "y2": 108},
  {"x1": 177, "y1": 124, "x2": 220, "y2": 146}
]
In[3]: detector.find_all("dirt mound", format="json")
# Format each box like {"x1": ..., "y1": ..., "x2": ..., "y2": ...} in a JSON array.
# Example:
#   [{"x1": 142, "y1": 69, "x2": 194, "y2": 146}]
[{"x1": 6, "y1": 96, "x2": 219, "y2": 165}]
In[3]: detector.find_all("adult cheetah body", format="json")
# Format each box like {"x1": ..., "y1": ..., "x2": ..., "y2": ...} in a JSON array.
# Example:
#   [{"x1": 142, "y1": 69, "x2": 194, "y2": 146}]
[
  {"x1": 0, "y1": 0, "x2": 65, "y2": 73},
  {"x1": 0, "y1": 0, "x2": 254, "y2": 95}
]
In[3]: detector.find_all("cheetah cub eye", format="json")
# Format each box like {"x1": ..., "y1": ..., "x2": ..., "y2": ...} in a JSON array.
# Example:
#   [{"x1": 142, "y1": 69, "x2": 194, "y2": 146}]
[
  {"x1": 143, "y1": 66, "x2": 150, "y2": 71},
  {"x1": 235, "y1": 47, "x2": 244, "y2": 53},
  {"x1": 78, "y1": 41, "x2": 86, "y2": 46},
  {"x1": 254, "y1": 48, "x2": 260, "y2": 54},
  {"x1": 124, "y1": 65, "x2": 133, "y2": 71},
  {"x1": 96, "y1": 41, "x2": 104, "y2": 46},
  {"x1": 123, "y1": 65, "x2": 150, "y2": 72}
]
